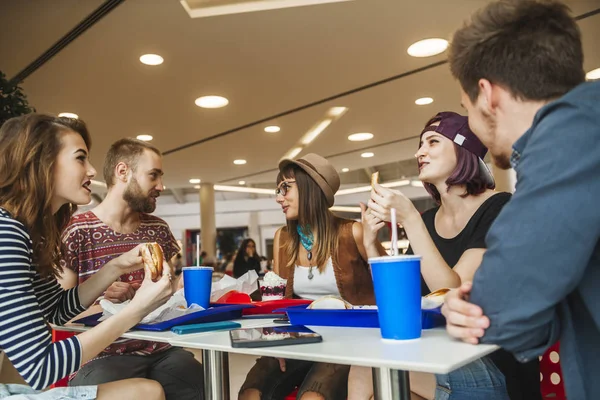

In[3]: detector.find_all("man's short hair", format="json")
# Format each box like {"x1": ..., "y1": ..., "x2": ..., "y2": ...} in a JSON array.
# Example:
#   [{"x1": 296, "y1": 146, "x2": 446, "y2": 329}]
[
  {"x1": 103, "y1": 138, "x2": 161, "y2": 187},
  {"x1": 449, "y1": 0, "x2": 585, "y2": 102}
]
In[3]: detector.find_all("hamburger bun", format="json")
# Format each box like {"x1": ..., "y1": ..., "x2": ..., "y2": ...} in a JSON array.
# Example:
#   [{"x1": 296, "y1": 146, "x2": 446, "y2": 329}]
[
  {"x1": 422, "y1": 287, "x2": 450, "y2": 309},
  {"x1": 308, "y1": 296, "x2": 353, "y2": 310},
  {"x1": 142, "y1": 242, "x2": 164, "y2": 281}
]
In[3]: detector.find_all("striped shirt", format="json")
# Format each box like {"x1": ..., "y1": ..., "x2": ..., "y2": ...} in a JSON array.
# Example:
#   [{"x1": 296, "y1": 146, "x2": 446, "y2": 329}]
[
  {"x1": 61, "y1": 211, "x2": 179, "y2": 360},
  {"x1": 0, "y1": 208, "x2": 85, "y2": 390}
]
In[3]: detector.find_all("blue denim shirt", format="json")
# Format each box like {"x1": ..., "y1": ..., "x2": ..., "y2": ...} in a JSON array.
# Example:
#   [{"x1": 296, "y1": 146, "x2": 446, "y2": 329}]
[{"x1": 470, "y1": 82, "x2": 600, "y2": 400}]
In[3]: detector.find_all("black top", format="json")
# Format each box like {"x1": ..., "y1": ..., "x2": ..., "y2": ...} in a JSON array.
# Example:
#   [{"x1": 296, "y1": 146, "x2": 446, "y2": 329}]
[
  {"x1": 415, "y1": 191, "x2": 512, "y2": 295},
  {"x1": 233, "y1": 256, "x2": 261, "y2": 278},
  {"x1": 409, "y1": 192, "x2": 541, "y2": 400}
]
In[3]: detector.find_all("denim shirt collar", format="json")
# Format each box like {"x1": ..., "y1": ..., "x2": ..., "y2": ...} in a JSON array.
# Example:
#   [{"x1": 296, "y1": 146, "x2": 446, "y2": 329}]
[
  {"x1": 510, "y1": 101, "x2": 552, "y2": 169},
  {"x1": 510, "y1": 128, "x2": 530, "y2": 169}
]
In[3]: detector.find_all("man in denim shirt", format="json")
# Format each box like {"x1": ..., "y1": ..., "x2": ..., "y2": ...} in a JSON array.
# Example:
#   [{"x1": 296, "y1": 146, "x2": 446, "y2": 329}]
[{"x1": 441, "y1": 1, "x2": 600, "y2": 399}]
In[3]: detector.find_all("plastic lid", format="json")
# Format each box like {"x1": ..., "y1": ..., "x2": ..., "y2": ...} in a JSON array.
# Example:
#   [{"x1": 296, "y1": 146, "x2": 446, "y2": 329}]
[
  {"x1": 182, "y1": 266, "x2": 214, "y2": 270},
  {"x1": 368, "y1": 255, "x2": 422, "y2": 263}
]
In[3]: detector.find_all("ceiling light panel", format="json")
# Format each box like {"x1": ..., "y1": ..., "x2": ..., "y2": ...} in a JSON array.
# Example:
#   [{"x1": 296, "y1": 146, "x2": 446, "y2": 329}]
[
  {"x1": 195, "y1": 96, "x2": 229, "y2": 108},
  {"x1": 407, "y1": 38, "x2": 448, "y2": 57},
  {"x1": 415, "y1": 97, "x2": 434, "y2": 105},
  {"x1": 586, "y1": 68, "x2": 600, "y2": 80},
  {"x1": 139, "y1": 54, "x2": 164, "y2": 65},
  {"x1": 58, "y1": 112, "x2": 78, "y2": 119},
  {"x1": 348, "y1": 133, "x2": 374, "y2": 142}
]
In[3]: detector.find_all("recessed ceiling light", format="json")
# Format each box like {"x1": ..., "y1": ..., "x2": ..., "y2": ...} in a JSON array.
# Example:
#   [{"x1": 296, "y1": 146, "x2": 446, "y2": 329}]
[
  {"x1": 264, "y1": 126, "x2": 280, "y2": 133},
  {"x1": 136, "y1": 134, "x2": 153, "y2": 141},
  {"x1": 341, "y1": 168, "x2": 350, "y2": 173},
  {"x1": 301, "y1": 119, "x2": 332, "y2": 145},
  {"x1": 58, "y1": 112, "x2": 78, "y2": 119},
  {"x1": 348, "y1": 133, "x2": 374, "y2": 142},
  {"x1": 139, "y1": 54, "x2": 164, "y2": 66},
  {"x1": 415, "y1": 97, "x2": 434, "y2": 105},
  {"x1": 233, "y1": 159, "x2": 247, "y2": 165},
  {"x1": 189, "y1": 178, "x2": 201, "y2": 184},
  {"x1": 284, "y1": 147, "x2": 303, "y2": 160},
  {"x1": 361, "y1": 152, "x2": 374, "y2": 158},
  {"x1": 195, "y1": 96, "x2": 229, "y2": 108},
  {"x1": 586, "y1": 68, "x2": 600, "y2": 80},
  {"x1": 194, "y1": 185, "x2": 201, "y2": 189},
  {"x1": 328, "y1": 106, "x2": 348, "y2": 117},
  {"x1": 238, "y1": 181, "x2": 246, "y2": 185},
  {"x1": 407, "y1": 38, "x2": 448, "y2": 57}
]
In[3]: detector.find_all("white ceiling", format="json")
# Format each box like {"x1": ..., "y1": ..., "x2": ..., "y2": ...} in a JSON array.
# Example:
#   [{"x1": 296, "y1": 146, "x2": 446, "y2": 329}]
[{"x1": 1, "y1": 0, "x2": 599, "y2": 196}]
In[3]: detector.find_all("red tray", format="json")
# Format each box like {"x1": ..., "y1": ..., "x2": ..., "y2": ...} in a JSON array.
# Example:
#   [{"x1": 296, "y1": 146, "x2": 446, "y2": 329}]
[
  {"x1": 246, "y1": 299, "x2": 312, "y2": 315},
  {"x1": 212, "y1": 298, "x2": 312, "y2": 315}
]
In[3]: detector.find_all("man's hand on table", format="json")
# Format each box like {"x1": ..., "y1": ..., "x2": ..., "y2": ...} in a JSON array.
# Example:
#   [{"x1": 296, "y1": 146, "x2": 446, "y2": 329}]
[
  {"x1": 441, "y1": 282, "x2": 490, "y2": 345},
  {"x1": 104, "y1": 281, "x2": 141, "y2": 303}
]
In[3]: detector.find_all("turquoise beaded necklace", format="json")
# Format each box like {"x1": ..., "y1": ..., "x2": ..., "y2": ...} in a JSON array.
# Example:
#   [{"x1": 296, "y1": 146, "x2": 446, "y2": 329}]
[{"x1": 297, "y1": 224, "x2": 315, "y2": 279}]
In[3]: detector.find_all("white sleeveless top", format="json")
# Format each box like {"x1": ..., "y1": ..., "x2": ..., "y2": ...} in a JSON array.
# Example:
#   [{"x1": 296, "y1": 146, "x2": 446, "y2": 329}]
[{"x1": 293, "y1": 257, "x2": 341, "y2": 300}]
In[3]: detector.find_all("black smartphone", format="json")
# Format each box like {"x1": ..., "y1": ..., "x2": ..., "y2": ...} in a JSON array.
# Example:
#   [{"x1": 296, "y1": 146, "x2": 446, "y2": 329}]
[
  {"x1": 229, "y1": 325, "x2": 322, "y2": 348},
  {"x1": 242, "y1": 314, "x2": 281, "y2": 319},
  {"x1": 273, "y1": 316, "x2": 290, "y2": 324}
]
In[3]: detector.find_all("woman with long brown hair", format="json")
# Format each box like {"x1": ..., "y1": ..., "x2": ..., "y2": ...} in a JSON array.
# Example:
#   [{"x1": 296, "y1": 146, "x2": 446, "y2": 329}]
[
  {"x1": 0, "y1": 114, "x2": 173, "y2": 400},
  {"x1": 238, "y1": 153, "x2": 386, "y2": 400}
]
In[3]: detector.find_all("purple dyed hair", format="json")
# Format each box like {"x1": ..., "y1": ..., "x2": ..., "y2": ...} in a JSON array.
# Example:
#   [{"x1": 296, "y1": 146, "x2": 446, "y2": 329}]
[{"x1": 422, "y1": 141, "x2": 495, "y2": 204}]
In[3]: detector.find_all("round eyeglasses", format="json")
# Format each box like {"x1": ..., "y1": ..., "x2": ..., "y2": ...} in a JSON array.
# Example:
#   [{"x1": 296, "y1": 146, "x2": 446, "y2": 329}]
[{"x1": 275, "y1": 180, "x2": 296, "y2": 196}]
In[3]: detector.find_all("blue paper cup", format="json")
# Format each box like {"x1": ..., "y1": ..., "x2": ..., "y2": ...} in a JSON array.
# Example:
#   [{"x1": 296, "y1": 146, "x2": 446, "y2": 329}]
[
  {"x1": 182, "y1": 266, "x2": 213, "y2": 309},
  {"x1": 369, "y1": 255, "x2": 422, "y2": 340}
]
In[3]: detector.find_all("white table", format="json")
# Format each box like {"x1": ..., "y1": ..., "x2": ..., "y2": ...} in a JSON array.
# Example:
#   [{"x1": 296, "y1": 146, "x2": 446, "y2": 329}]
[{"x1": 56, "y1": 320, "x2": 498, "y2": 400}]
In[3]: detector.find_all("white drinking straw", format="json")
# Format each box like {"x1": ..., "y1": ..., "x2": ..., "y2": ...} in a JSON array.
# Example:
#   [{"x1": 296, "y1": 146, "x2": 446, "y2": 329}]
[
  {"x1": 196, "y1": 233, "x2": 200, "y2": 266},
  {"x1": 390, "y1": 208, "x2": 399, "y2": 256}
]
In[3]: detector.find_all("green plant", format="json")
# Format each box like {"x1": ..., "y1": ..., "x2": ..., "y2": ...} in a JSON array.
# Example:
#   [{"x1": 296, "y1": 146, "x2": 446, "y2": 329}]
[{"x1": 0, "y1": 70, "x2": 35, "y2": 127}]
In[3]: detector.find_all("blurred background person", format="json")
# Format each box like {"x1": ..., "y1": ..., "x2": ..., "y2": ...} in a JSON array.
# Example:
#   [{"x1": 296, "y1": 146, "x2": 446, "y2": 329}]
[{"x1": 233, "y1": 238, "x2": 261, "y2": 278}]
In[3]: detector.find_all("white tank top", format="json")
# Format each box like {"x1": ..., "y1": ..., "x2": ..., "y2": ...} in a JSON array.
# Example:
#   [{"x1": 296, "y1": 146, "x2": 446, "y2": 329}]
[{"x1": 293, "y1": 257, "x2": 341, "y2": 300}]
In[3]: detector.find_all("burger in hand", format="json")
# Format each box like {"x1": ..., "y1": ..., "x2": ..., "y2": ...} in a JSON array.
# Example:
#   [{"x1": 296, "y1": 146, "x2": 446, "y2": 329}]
[{"x1": 141, "y1": 242, "x2": 164, "y2": 281}]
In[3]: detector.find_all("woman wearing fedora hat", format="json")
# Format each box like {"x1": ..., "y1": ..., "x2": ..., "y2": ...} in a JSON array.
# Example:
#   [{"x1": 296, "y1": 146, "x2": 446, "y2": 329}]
[
  {"x1": 238, "y1": 153, "x2": 386, "y2": 400},
  {"x1": 348, "y1": 112, "x2": 540, "y2": 400}
]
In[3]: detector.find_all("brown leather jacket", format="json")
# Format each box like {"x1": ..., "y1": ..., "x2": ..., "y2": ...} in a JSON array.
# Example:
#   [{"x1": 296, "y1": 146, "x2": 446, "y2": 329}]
[{"x1": 276, "y1": 218, "x2": 385, "y2": 306}]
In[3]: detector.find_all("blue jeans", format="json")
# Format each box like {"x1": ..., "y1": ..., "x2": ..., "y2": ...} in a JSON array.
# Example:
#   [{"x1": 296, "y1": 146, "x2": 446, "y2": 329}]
[
  {"x1": 435, "y1": 357, "x2": 510, "y2": 400},
  {"x1": 0, "y1": 384, "x2": 97, "y2": 399}
]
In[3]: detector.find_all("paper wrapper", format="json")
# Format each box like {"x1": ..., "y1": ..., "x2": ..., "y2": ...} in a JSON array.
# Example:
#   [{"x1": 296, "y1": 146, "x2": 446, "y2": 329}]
[
  {"x1": 210, "y1": 270, "x2": 259, "y2": 302},
  {"x1": 99, "y1": 289, "x2": 204, "y2": 325}
]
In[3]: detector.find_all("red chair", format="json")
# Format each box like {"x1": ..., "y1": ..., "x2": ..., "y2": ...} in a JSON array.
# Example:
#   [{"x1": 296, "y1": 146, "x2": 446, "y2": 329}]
[
  {"x1": 539, "y1": 342, "x2": 566, "y2": 399},
  {"x1": 50, "y1": 330, "x2": 76, "y2": 388}
]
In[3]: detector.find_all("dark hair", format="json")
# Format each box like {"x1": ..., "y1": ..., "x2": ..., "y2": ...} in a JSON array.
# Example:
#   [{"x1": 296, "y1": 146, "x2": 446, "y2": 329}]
[
  {"x1": 234, "y1": 239, "x2": 259, "y2": 262},
  {"x1": 423, "y1": 143, "x2": 493, "y2": 204},
  {"x1": 0, "y1": 114, "x2": 91, "y2": 277},
  {"x1": 277, "y1": 165, "x2": 339, "y2": 272},
  {"x1": 233, "y1": 238, "x2": 260, "y2": 277},
  {"x1": 449, "y1": 0, "x2": 585, "y2": 103},
  {"x1": 103, "y1": 138, "x2": 161, "y2": 187}
]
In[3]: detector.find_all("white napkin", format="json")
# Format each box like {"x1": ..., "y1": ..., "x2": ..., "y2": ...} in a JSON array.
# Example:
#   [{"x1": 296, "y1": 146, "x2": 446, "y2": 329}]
[
  {"x1": 210, "y1": 270, "x2": 259, "y2": 302},
  {"x1": 99, "y1": 289, "x2": 204, "y2": 324}
]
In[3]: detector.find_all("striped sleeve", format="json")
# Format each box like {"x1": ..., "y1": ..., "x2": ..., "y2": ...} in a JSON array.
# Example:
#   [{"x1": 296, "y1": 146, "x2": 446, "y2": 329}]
[{"x1": 0, "y1": 215, "x2": 83, "y2": 390}]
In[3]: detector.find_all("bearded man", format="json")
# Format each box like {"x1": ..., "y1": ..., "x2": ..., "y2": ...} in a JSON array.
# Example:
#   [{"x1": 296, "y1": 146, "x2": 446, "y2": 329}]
[{"x1": 59, "y1": 138, "x2": 204, "y2": 400}]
